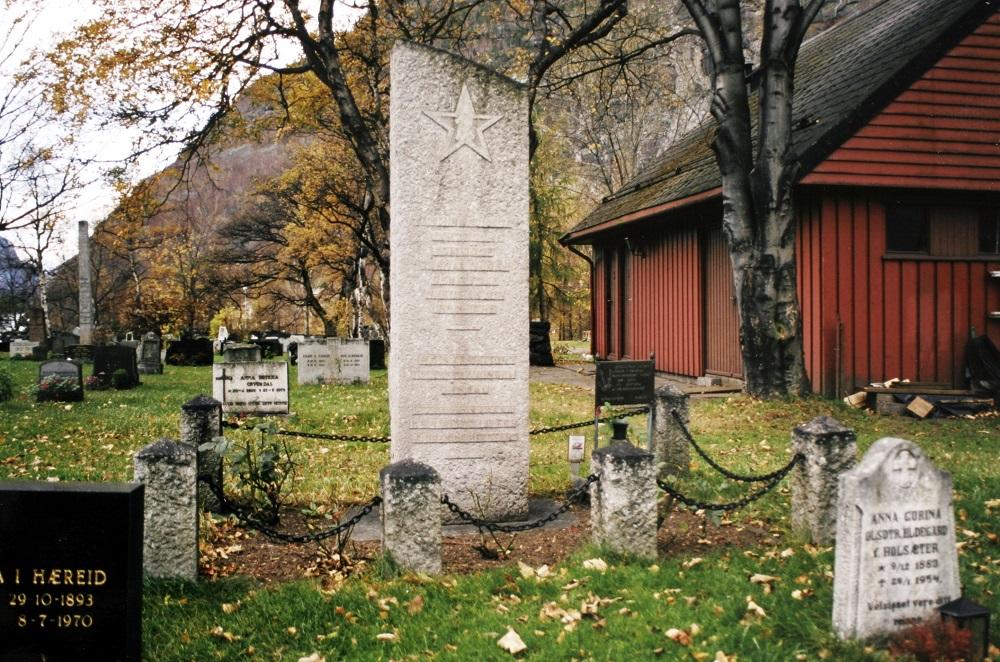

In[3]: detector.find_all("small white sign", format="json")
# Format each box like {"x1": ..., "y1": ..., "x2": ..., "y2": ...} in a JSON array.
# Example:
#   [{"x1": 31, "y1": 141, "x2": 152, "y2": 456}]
[{"x1": 568, "y1": 435, "x2": 586, "y2": 463}]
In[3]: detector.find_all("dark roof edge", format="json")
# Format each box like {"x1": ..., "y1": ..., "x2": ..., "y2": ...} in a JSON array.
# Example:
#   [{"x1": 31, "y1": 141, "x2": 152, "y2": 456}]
[
  {"x1": 560, "y1": 186, "x2": 722, "y2": 245},
  {"x1": 795, "y1": 0, "x2": 999, "y2": 177}
]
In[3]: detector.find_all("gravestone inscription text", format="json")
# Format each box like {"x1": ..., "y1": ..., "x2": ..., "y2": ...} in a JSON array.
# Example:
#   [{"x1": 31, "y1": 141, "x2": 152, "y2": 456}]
[
  {"x1": 833, "y1": 437, "x2": 960, "y2": 640},
  {"x1": 0, "y1": 481, "x2": 143, "y2": 662},
  {"x1": 212, "y1": 361, "x2": 289, "y2": 415}
]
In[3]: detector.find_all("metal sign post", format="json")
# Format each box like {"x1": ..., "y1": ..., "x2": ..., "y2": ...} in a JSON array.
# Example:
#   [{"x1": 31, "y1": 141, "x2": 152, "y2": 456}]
[{"x1": 593, "y1": 353, "x2": 655, "y2": 447}]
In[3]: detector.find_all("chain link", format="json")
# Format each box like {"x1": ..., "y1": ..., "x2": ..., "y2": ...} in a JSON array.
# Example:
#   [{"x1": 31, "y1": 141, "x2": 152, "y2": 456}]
[
  {"x1": 199, "y1": 475, "x2": 382, "y2": 543},
  {"x1": 671, "y1": 410, "x2": 797, "y2": 483},
  {"x1": 440, "y1": 473, "x2": 598, "y2": 533},
  {"x1": 528, "y1": 407, "x2": 648, "y2": 435},
  {"x1": 221, "y1": 406, "x2": 649, "y2": 443},
  {"x1": 655, "y1": 454, "x2": 801, "y2": 512}
]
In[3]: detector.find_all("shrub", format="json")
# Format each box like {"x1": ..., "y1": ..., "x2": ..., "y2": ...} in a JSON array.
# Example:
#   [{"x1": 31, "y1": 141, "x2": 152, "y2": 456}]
[
  {"x1": 0, "y1": 369, "x2": 13, "y2": 402},
  {"x1": 111, "y1": 368, "x2": 129, "y2": 389},
  {"x1": 888, "y1": 617, "x2": 973, "y2": 662}
]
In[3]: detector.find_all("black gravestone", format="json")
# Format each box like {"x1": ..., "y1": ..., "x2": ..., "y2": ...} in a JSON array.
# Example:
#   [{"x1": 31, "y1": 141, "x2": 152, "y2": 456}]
[
  {"x1": 0, "y1": 481, "x2": 143, "y2": 662},
  {"x1": 36, "y1": 360, "x2": 84, "y2": 403},
  {"x1": 369, "y1": 339, "x2": 386, "y2": 370},
  {"x1": 92, "y1": 346, "x2": 140, "y2": 388},
  {"x1": 48, "y1": 333, "x2": 79, "y2": 358},
  {"x1": 164, "y1": 337, "x2": 213, "y2": 366},
  {"x1": 252, "y1": 338, "x2": 283, "y2": 358},
  {"x1": 595, "y1": 359, "x2": 655, "y2": 407}
]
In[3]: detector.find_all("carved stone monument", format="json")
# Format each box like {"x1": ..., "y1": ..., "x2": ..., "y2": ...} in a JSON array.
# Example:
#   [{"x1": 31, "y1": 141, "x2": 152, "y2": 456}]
[
  {"x1": 389, "y1": 42, "x2": 529, "y2": 520},
  {"x1": 78, "y1": 221, "x2": 94, "y2": 346},
  {"x1": 336, "y1": 338, "x2": 370, "y2": 384},
  {"x1": 833, "y1": 437, "x2": 960, "y2": 640},
  {"x1": 297, "y1": 338, "x2": 333, "y2": 385},
  {"x1": 137, "y1": 332, "x2": 163, "y2": 375},
  {"x1": 212, "y1": 361, "x2": 289, "y2": 415}
]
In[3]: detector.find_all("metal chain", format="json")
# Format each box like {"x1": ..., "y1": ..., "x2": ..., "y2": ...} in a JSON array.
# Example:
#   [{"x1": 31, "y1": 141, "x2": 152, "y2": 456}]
[
  {"x1": 529, "y1": 407, "x2": 649, "y2": 435},
  {"x1": 220, "y1": 406, "x2": 649, "y2": 443},
  {"x1": 671, "y1": 410, "x2": 797, "y2": 483},
  {"x1": 199, "y1": 475, "x2": 382, "y2": 543},
  {"x1": 440, "y1": 473, "x2": 599, "y2": 533},
  {"x1": 655, "y1": 454, "x2": 801, "y2": 512}
]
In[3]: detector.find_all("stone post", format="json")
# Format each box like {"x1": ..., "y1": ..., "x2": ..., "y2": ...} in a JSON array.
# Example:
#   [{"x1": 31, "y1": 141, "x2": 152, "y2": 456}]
[
  {"x1": 180, "y1": 395, "x2": 224, "y2": 513},
  {"x1": 652, "y1": 383, "x2": 690, "y2": 477},
  {"x1": 590, "y1": 441, "x2": 657, "y2": 558},
  {"x1": 790, "y1": 415, "x2": 857, "y2": 544},
  {"x1": 380, "y1": 460, "x2": 442, "y2": 575},
  {"x1": 134, "y1": 438, "x2": 198, "y2": 580}
]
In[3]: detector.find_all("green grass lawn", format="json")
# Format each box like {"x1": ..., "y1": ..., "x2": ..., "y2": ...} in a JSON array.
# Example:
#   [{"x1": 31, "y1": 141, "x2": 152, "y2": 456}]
[{"x1": 1, "y1": 355, "x2": 997, "y2": 661}]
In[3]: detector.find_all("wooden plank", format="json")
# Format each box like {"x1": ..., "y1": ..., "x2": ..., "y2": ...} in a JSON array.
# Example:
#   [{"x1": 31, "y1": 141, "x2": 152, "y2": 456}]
[
  {"x1": 843, "y1": 136, "x2": 1000, "y2": 155},
  {"x1": 837, "y1": 196, "x2": 853, "y2": 395},
  {"x1": 868, "y1": 196, "x2": 886, "y2": 386},
  {"x1": 917, "y1": 261, "x2": 937, "y2": 382},
  {"x1": 853, "y1": 196, "x2": 869, "y2": 390},
  {"x1": 936, "y1": 262, "x2": 955, "y2": 388},
  {"x1": 801, "y1": 172, "x2": 1000, "y2": 190},
  {"x1": 882, "y1": 100, "x2": 1000, "y2": 120},
  {"x1": 865, "y1": 386, "x2": 984, "y2": 396},
  {"x1": 952, "y1": 261, "x2": 971, "y2": 388},
  {"x1": 824, "y1": 150, "x2": 1000, "y2": 168},
  {"x1": 910, "y1": 77, "x2": 1000, "y2": 96},
  {"x1": 906, "y1": 396, "x2": 936, "y2": 419},
  {"x1": 898, "y1": 89, "x2": 1000, "y2": 109},
  {"x1": 901, "y1": 261, "x2": 919, "y2": 381}
]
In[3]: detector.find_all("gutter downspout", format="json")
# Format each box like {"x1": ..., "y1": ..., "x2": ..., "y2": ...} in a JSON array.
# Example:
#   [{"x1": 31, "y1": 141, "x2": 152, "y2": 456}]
[{"x1": 564, "y1": 243, "x2": 595, "y2": 358}]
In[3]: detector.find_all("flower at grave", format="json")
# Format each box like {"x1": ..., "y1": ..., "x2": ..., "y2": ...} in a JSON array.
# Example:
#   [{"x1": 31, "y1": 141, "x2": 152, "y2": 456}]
[{"x1": 35, "y1": 375, "x2": 81, "y2": 397}]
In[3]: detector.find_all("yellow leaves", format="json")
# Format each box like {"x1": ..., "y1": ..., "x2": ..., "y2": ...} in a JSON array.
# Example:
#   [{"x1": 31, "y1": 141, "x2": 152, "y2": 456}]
[
  {"x1": 406, "y1": 595, "x2": 424, "y2": 615},
  {"x1": 375, "y1": 631, "x2": 398, "y2": 642},
  {"x1": 581, "y1": 558, "x2": 608, "y2": 572},
  {"x1": 209, "y1": 625, "x2": 239, "y2": 642},
  {"x1": 298, "y1": 654, "x2": 325, "y2": 662},
  {"x1": 682, "y1": 557, "x2": 704, "y2": 569},
  {"x1": 748, "y1": 574, "x2": 780, "y2": 594},
  {"x1": 744, "y1": 596, "x2": 767, "y2": 619}
]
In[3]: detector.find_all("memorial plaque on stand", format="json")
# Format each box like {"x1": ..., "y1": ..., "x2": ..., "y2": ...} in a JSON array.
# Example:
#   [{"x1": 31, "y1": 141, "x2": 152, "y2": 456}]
[
  {"x1": 0, "y1": 481, "x2": 143, "y2": 662},
  {"x1": 595, "y1": 360, "x2": 655, "y2": 407}
]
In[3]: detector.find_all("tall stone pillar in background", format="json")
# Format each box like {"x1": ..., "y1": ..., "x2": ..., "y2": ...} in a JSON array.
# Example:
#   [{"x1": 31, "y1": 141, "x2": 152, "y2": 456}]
[
  {"x1": 389, "y1": 42, "x2": 529, "y2": 520},
  {"x1": 78, "y1": 221, "x2": 94, "y2": 345}
]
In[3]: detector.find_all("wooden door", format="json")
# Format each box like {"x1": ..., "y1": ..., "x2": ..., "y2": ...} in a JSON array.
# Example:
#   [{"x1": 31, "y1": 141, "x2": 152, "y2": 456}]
[{"x1": 703, "y1": 228, "x2": 742, "y2": 377}]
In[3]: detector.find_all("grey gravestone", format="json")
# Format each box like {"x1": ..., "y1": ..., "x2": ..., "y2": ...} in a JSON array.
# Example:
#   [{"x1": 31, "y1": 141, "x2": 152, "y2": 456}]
[
  {"x1": 222, "y1": 343, "x2": 262, "y2": 363},
  {"x1": 0, "y1": 481, "x2": 143, "y2": 662},
  {"x1": 833, "y1": 437, "x2": 960, "y2": 640},
  {"x1": 78, "y1": 221, "x2": 94, "y2": 346},
  {"x1": 335, "y1": 338, "x2": 370, "y2": 384},
  {"x1": 92, "y1": 345, "x2": 140, "y2": 388},
  {"x1": 297, "y1": 338, "x2": 334, "y2": 385},
  {"x1": 37, "y1": 359, "x2": 84, "y2": 402},
  {"x1": 137, "y1": 332, "x2": 162, "y2": 374},
  {"x1": 212, "y1": 361, "x2": 289, "y2": 415},
  {"x1": 9, "y1": 340, "x2": 37, "y2": 358},
  {"x1": 389, "y1": 42, "x2": 529, "y2": 520}
]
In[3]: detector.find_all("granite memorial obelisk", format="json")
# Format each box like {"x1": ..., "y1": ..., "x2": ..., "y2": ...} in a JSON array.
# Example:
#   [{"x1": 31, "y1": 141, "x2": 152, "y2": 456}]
[
  {"x1": 78, "y1": 220, "x2": 94, "y2": 345},
  {"x1": 389, "y1": 42, "x2": 529, "y2": 520}
]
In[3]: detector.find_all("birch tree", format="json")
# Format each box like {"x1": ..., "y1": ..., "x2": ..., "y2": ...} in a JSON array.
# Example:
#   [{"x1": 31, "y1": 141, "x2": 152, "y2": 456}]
[{"x1": 679, "y1": 0, "x2": 825, "y2": 396}]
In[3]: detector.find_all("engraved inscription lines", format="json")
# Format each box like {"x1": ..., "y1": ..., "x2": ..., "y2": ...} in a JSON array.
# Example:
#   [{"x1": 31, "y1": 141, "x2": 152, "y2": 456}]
[{"x1": 409, "y1": 354, "x2": 519, "y2": 458}]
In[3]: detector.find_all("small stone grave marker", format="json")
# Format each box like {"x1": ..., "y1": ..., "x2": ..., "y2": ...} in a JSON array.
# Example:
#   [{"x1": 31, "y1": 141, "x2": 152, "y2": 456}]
[
  {"x1": 92, "y1": 345, "x2": 140, "y2": 388},
  {"x1": 9, "y1": 340, "x2": 38, "y2": 358},
  {"x1": 222, "y1": 343, "x2": 261, "y2": 363},
  {"x1": 0, "y1": 481, "x2": 143, "y2": 662},
  {"x1": 296, "y1": 338, "x2": 334, "y2": 385},
  {"x1": 833, "y1": 437, "x2": 960, "y2": 640},
  {"x1": 37, "y1": 359, "x2": 84, "y2": 402},
  {"x1": 212, "y1": 361, "x2": 289, "y2": 415},
  {"x1": 336, "y1": 338, "x2": 370, "y2": 384},
  {"x1": 137, "y1": 332, "x2": 162, "y2": 375}
]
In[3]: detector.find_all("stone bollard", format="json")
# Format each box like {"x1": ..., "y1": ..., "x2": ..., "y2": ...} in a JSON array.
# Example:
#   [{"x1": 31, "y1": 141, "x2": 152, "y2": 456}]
[
  {"x1": 790, "y1": 416, "x2": 857, "y2": 544},
  {"x1": 134, "y1": 438, "x2": 198, "y2": 580},
  {"x1": 652, "y1": 383, "x2": 690, "y2": 477},
  {"x1": 180, "y1": 395, "x2": 223, "y2": 512},
  {"x1": 380, "y1": 460, "x2": 442, "y2": 574},
  {"x1": 590, "y1": 441, "x2": 657, "y2": 558}
]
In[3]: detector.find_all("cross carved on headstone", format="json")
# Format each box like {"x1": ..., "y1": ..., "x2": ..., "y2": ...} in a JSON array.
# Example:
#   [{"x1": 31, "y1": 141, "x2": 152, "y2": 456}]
[{"x1": 214, "y1": 369, "x2": 231, "y2": 403}]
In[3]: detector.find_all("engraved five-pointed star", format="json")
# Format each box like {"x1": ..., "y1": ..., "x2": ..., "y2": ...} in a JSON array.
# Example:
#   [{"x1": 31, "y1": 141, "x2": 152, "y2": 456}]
[{"x1": 423, "y1": 83, "x2": 502, "y2": 162}]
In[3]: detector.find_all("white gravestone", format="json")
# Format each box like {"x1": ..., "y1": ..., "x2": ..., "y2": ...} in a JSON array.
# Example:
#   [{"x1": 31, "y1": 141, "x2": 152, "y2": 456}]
[
  {"x1": 833, "y1": 437, "x2": 960, "y2": 640},
  {"x1": 10, "y1": 340, "x2": 38, "y2": 357},
  {"x1": 297, "y1": 338, "x2": 334, "y2": 385},
  {"x1": 389, "y1": 42, "x2": 529, "y2": 520},
  {"x1": 212, "y1": 361, "x2": 289, "y2": 415},
  {"x1": 335, "y1": 338, "x2": 370, "y2": 384}
]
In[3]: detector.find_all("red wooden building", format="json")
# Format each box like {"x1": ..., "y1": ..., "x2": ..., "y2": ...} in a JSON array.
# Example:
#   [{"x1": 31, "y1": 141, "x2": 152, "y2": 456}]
[{"x1": 562, "y1": 0, "x2": 1000, "y2": 397}]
